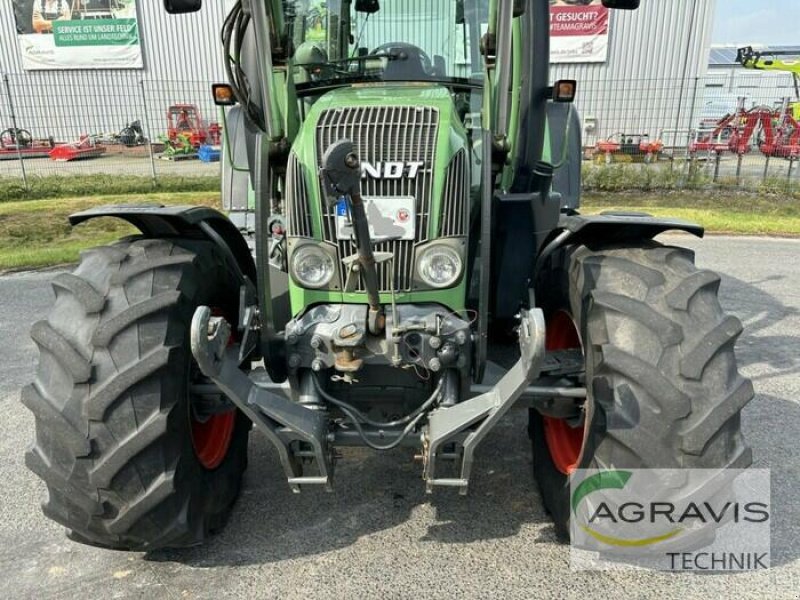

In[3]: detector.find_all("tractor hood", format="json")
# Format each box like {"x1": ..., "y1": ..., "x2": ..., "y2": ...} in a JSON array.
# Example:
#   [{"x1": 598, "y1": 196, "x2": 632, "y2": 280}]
[
  {"x1": 290, "y1": 84, "x2": 467, "y2": 191},
  {"x1": 285, "y1": 84, "x2": 472, "y2": 315}
]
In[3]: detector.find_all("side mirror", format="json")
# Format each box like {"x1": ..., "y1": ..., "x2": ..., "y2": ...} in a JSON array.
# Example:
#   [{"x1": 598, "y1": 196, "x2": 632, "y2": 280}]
[
  {"x1": 602, "y1": 0, "x2": 641, "y2": 9},
  {"x1": 355, "y1": 0, "x2": 380, "y2": 14},
  {"x1": 164, "y1": 0, "x2": 202, "y2": 14}
]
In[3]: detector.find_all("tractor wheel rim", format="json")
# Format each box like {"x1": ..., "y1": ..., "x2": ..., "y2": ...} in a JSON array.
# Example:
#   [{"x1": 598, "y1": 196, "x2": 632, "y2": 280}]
[
  {"x1": 189, "y1": 307, "x2": 237, "y2": 470},
  {"x1": 190, "y1": 411, "x2": 236, "y2": 470},
  {"x1": 542, "y1": 310, "x2": 586, "y2": 475}
]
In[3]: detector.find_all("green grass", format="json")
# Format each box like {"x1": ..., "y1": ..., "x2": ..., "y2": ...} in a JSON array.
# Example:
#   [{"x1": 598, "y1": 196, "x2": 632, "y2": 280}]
[
  {"x1": 1, "y1": 188, "x2": 798, "y2": 272},
  {"x1": 0, "y1": 192, "x2": 220, "y2": 271},
  {"x1": 583, "y1": 191, "x2": 800, "y2": 236},
  {"x1": 0, "y1": 174, "x2": 220, "y2": 202},
  {"x1": 582, "y1": 163, "x2": 800, "y2": 199},
  {"x1": 582, "y1": 205, "x2": 800, "y2": 236}
]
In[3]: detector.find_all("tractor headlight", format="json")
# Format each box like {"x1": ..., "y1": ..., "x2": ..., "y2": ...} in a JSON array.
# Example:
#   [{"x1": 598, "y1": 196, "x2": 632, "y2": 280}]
[
  {"x1": 291, "y1": 245, "x2": 335, "y2": 289},
  {"x1": 417, "y1": 245, "x2": 463, "y2": 289}
]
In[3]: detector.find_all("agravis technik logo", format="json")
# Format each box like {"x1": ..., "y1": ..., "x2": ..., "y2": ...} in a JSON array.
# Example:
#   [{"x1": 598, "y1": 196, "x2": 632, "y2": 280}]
[
  {"x1": 569, "y1": 469, "x2": 771, "y2": 571},
  {"x1": 571, "y1": 470, "x2": 683, "y2": 547}
]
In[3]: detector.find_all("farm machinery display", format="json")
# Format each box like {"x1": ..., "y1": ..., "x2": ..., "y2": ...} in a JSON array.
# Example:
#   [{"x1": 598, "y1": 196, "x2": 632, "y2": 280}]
[
  {"x1": 737, "y1": 45, "x2": 800, "y2": 120},
  {"x1": 0, "y1": 125, "x2": 105, "y2": 162},
  {"x1": 48, "y1": 134, "x2": 107, "y2": 161},
  {"x1": 162, "y1": 103, "x2": 221, "y2": 158},
  {"x1": 0, "y1": 127, "x2": 54, "y2": 160},
  {"x1": 690, "y1": 96, "x2": 800, "y2": 160},
  {"x1": 22, "y1": 0, "x2": 753, "y2": 551},
  {"x1": 691, "y1": 47, "x2": 800, "y2": 160},
  {"x1": 594, "y1": 133, "x2": 663, "y2": 163}
]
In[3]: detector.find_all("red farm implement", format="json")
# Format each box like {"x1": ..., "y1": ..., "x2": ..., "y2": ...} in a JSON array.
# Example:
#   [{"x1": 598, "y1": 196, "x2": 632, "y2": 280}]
[
  {"x1": 49, "y1": 135, "x2": 106, "y2": 161},
  {"x1": 167, "y1": 104, "x2": 221, "y2": 148},
  {"x1": 594, "y1": 133, "x2": 664, "y2": 164},
  {"x1": 690, "y1": 98, "x2": 800, "y2": 159},
  {"x1": 0, "y1": 127, "x2": 55, "y2": 160}
]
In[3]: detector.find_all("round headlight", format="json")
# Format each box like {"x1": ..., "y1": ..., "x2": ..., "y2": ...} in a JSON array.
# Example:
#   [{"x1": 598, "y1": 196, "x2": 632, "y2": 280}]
[
  {"x1": 291, "y1": 245, "x2": 335, "y2": 289},
  {"x1": 417, "y1": 245, "x2": 463, "y2": 289}
]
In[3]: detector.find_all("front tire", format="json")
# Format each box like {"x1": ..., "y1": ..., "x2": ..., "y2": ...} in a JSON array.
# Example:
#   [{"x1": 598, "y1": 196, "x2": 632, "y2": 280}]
[
  {"x1": 24, "y1": 238, "x2": 250, "y2": 550},
  {"x1": 530, "y1": 241, "x2": 753, "y2": 540}
]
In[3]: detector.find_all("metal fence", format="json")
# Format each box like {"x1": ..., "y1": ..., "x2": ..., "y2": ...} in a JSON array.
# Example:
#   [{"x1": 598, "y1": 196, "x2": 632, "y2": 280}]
[
  {"x1": 577, "y1": 73, "x2": 800, "y2": 191},
  {"x1": 1, "y1": 70, "x2": 800, "y2": 192},
  {"x1": 0, "y1": 72, "x2": 221, "y2": 185}
]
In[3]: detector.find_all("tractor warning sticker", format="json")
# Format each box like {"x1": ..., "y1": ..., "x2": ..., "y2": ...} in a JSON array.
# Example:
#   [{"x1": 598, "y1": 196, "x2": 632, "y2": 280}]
[
  {"x1": 550, "y1": 0, "x2": 610, "y2": 64},
  {"x1": 336, "y1": 197, "x2": 416, "y2": 242}
]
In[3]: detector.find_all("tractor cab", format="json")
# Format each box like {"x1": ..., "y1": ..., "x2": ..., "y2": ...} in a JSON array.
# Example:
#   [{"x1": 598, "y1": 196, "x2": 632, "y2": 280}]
[{"x1": 289, "y1": 1, "x2": 486, "y2": 88}]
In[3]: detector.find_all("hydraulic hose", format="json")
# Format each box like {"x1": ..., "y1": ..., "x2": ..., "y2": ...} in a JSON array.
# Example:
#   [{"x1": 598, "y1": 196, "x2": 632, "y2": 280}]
[
  {"x1": 312, "y1": 376, "x2": 444, "y2": 452},
  {"x1": 313, "y1": 375, "x2": 444, "y2": 429}
]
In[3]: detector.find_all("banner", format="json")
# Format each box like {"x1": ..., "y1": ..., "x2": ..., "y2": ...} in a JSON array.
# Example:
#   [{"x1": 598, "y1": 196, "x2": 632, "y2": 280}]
[
  {"x1": 550, "y1": 0, "x2": 610, "y2": 64},
  {"x1": 13, "y1": 0, "x2": 143, "y2": 70}
]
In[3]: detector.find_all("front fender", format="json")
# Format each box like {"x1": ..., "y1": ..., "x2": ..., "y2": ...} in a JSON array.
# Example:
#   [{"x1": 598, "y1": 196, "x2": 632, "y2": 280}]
[
  {"x1": 533, "y1": 211, "x2": 705, "y2": 279},
  {"x1": 69, "y1": 204, "x2": 256, "y2": 283},
  {"x1": 557, "y1": 212, "x2": 705, "y2": 246}
]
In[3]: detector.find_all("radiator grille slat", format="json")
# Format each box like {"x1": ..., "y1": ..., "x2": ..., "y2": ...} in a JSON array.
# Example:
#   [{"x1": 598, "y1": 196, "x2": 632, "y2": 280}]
[
  {"x1": 316, "y1": 105, "x2": 440, "y2": 292},
  {"x1": 440, "y1": 150, "x2": 469, "y2": 237},
  {"x1": 286, "y1": 153, "x2": 313, "y2": 238}
]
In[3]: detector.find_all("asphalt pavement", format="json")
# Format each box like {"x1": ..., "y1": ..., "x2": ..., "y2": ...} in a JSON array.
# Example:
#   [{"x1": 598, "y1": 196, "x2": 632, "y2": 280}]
[{"x1": 1, "y1": 235, "x2": 798, "y2": 599}]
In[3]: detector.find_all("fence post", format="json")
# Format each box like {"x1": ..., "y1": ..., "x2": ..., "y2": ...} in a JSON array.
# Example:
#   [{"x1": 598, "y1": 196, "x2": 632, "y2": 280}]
[
  {"x1": 138, "y1": 79, "x2": 158, "y2": 187},
  {"x1": 735, "y1": 153, "x2": 743, "y2": 187},
  {"x1": 3, "y1": 74, "x2": 28, "y2": 190}
]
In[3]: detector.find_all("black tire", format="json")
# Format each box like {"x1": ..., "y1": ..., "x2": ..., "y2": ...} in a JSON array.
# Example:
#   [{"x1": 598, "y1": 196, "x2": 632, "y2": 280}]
[
  {"x1": 530, "y1": 241, "x2": 753, "y2": 540},
  {"x1": 23, "y1": 238, "x2": 250, "y2": 550},
  {"x1": 1, "y1": 128, "x2": 33, "y2": 149}
]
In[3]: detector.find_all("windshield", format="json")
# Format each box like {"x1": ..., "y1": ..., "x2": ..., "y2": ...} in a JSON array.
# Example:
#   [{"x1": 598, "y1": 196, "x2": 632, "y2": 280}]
[{"x1": 286, "y1": 0, "x2": 489, "y2": 90}]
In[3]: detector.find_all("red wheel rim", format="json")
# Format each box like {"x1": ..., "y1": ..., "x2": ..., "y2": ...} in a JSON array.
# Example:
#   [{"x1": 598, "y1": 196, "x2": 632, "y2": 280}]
[
  {"x1": 542, "y1": 310, "x2": 585, "y2": 475},
  {"x1": 191, "y1": 412, "x2": 236, "y2": 470},
  {"x1": 189, "y1": 308, "x2": 237, "y2": 470}
]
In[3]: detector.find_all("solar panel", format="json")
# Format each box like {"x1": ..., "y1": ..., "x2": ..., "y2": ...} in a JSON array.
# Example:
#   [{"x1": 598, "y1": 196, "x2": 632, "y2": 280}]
[{"x1": 709, "y1": 48, "x2": 739, "y2": 66}]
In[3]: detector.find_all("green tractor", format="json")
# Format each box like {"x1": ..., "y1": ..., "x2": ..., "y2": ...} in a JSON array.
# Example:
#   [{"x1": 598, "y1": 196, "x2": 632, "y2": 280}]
[{"x1": 24, "y1": 0, "x2": 753, "y2": 550}]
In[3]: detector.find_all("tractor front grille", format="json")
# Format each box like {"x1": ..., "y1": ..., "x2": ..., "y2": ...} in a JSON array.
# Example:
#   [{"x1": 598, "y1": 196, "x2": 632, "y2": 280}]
[
  {"x1": 440, "y1": 149, "x2": 469, "y2": 237},
  {"x1": 316, "y1": 105, "x2": 440, "y2": 292},
  {"x1": 286, "y1": 152, "x2": 313, "y2": 238}
]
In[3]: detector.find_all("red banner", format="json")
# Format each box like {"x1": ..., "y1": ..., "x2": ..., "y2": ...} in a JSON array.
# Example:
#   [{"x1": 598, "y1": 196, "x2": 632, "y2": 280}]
[{"x1": 550, "y1": 1, "x2": 610, "y2": 63}]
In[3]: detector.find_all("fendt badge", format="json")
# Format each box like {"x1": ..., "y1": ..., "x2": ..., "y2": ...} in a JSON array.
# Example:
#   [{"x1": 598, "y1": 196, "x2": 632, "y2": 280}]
[{"x1": 361, "y1": 161, "x2": 424, "y2": 180}]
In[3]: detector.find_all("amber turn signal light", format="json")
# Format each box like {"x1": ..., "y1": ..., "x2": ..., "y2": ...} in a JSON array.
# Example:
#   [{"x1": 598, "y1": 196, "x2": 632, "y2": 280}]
[
  {"x1": 212, "y1": 84, "x2": 237, "y2": 106},
  {"x1": 551, "y1": 80, "x2": 577, "y2": 103}
]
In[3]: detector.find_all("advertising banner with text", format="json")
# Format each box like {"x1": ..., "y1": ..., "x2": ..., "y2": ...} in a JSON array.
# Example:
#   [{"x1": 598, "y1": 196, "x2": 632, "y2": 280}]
[
  {"x1": 13, "y1": 0, "x2": 143, "y2": 70},
  {"x1": 550, "y1": 0, "x2": 610, "y2": 64}
]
